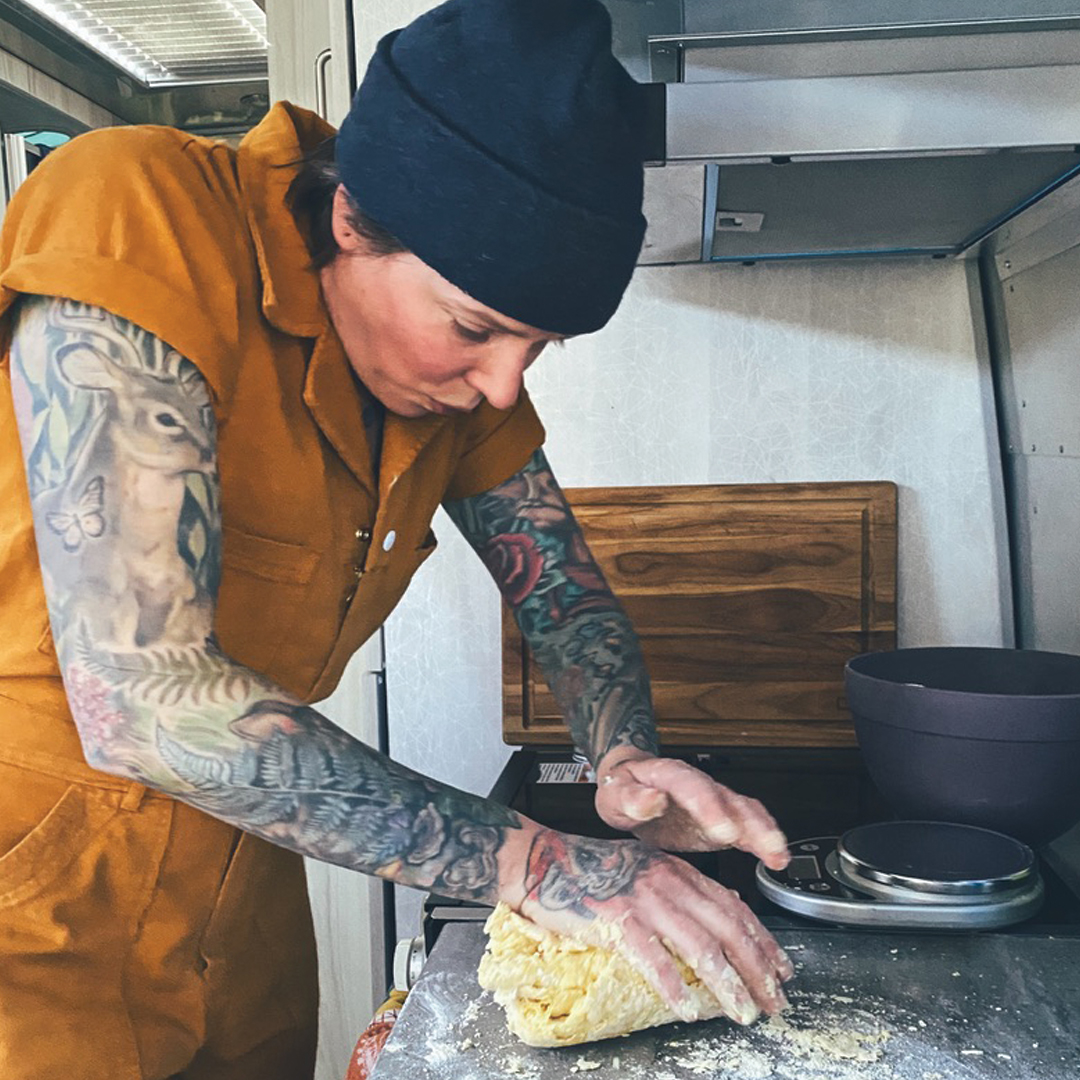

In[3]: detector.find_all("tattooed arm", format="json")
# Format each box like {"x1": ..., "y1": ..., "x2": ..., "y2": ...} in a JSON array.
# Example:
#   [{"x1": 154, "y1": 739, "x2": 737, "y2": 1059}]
[
  {"x1": 445, "y1": 449, "x2": 656, "y2": 765},
  {"x1": 8, "y1": 295, "x2": 542, "y2": 902},
  {"x1": 446, "y1": 451, "x2": 791, "y2": 867}
]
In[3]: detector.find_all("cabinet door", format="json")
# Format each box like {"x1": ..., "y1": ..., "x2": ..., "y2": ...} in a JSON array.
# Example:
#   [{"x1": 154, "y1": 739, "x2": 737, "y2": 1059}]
[{"x1": 266, "y1": 0, "x2": 352, "y2": 123}]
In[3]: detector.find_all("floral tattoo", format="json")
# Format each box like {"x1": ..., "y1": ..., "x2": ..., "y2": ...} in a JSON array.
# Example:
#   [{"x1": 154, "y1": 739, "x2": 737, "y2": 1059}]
[{"x1": 446, "y1": 449, "x2": 659, "y2": 765}]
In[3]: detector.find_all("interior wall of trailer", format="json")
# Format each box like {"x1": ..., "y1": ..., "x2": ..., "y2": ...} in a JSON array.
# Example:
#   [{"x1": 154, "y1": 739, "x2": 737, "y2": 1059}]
[{"x1": 385, "y1": 256, "x2": 1012, "y2": 936}]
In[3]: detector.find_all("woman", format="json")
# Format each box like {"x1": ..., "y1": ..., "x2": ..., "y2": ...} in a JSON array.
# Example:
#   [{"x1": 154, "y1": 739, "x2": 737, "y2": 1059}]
[{"x1": 0, "y1": 1, "x2": 793, "y2": 1076}]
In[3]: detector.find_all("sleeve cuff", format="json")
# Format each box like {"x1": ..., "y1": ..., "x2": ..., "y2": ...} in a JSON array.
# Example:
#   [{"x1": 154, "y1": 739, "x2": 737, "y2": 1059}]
[
  {"x1": 443, "y1": 392, "x2": 546, "y2": 501},
  {"x1": 1, "y1": 253, "x2": 236, "y2": 405}
]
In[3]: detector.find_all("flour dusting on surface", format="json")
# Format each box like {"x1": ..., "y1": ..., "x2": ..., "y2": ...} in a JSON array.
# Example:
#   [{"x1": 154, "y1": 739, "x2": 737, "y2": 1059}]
[{"x1": 371, "y1": 926, "x2": 1077, "y2": 1080}]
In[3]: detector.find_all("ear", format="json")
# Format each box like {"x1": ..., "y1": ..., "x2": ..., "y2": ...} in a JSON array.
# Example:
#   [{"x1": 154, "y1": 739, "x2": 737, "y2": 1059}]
[
  {"x1": 330, "y1": 184, "x2": 367, "y2": 255},
  {"x1": 56, "y1": 343, "x2": 125, "y2": 392},
  {"x1": 173, "y1": 354, "x2": 211, "y2": 404}
]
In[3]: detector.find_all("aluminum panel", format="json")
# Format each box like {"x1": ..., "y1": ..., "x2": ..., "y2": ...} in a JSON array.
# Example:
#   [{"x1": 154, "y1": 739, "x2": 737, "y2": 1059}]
[
  {"x1": 668, "y1": 66, "x2": 1080, "y2": 162},
  {"x1": 702, "y1": 152, "x2": 1080, "y2": 260},
  {"x1": 683, "y1": 29, "x2": 1080, "y2": 83},
  {"x1": 999, "y1": 244, "x2": 1080, "y2": 454},
  {"x1": 988, "y1": 173, "x2": 1080, "y2": 280},
  {"x1": 1006, "y1": 454, "x2": 1080, "y2": 653},
  {"x1": 639, "y1": 164, "x2": 706, "y2": 265},
  {"x1": 681, "y1": 0, "x2": 1080, "y2": 35}
]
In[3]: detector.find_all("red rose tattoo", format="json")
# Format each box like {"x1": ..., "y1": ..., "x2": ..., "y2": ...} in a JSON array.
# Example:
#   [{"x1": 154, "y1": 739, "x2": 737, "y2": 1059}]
[
  {"x1": 481, "y1": 532, "x2": 545, "y2": 605},
  {"x1": 524, "y1": 829, "x2": 656, "y2": 915}
]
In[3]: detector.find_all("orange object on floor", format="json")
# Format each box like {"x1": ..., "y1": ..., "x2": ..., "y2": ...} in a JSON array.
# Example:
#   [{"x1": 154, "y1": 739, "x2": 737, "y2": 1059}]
[{"x1": 345, "y1": 990, "x2": 408, "y2": 1080}]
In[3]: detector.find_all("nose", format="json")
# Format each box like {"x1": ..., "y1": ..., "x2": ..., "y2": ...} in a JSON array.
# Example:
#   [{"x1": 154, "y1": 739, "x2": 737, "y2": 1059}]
[{"x1": 465, "y1": 343, "x2": 533, "y2": 410}]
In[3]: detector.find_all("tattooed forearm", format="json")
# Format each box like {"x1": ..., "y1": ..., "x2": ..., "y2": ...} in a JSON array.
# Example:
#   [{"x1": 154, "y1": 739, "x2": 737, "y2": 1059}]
[
  {"x1": 541, "y1": 613, "x2": 658, "y2": 765},
  {"x1": 9, "y1": 295, "x2": 520, "y2": 901},
  {"x1": 446, "y1": 450, "x2": 659, "y2": 766},
  {"x1": 149, "y1": 691, "x2": 517, "y2": 896},
  {"x1": 523, "y1": 830, "x2": 659, "y2": 916},
  {"x1": 72, "y1": 646, "x2": 518, "y2": 897}
]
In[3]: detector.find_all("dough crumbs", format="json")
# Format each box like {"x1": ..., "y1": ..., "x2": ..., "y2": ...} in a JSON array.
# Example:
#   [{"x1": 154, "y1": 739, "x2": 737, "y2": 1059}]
[
  {"x1": 765, "y1": 1012, "x2": 891, "y2": 1065},
  {"x1": 500, "y1": 1054, "x2": 540, "y2": 1079},
  {"x1": 652, "y1": 990, "x2": 908, "y2": 1080},
  {"x1": 570, "y1": 1057, "x2": 602, "y2": 1072},
  {"x1": 669, "y1": 1040, "x2": 772, "y2": 1078}
]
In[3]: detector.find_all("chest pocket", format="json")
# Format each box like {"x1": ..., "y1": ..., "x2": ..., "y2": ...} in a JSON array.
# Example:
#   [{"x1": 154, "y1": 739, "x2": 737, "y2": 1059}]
[
  {"x1": 306, "y1": 527, "x2": 440, "y2": 702},
  {"x1": 215, "y1": 526, "x2": 321, "y2": 684}
]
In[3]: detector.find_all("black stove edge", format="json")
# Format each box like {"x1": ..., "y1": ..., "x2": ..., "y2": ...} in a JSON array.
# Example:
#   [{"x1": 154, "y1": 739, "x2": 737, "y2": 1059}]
[{"x1": 421, "y1": 749, "x2": 1080, "y2": 951}]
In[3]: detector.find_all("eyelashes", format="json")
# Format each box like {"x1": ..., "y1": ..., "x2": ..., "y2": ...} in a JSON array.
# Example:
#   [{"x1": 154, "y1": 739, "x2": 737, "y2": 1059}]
[{"x1": 453, "y1": 321, "x2": 493, "y2": 345}]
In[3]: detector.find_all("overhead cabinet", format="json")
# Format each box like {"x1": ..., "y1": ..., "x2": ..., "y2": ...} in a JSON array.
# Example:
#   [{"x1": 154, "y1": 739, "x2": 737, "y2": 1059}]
[{"x1": 617, "y1": 1, "x2": 1080, "y2": 264}]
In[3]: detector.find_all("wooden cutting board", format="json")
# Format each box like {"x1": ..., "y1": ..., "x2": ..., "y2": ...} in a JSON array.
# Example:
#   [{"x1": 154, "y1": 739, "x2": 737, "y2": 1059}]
[{"x1": 502, "y1": 481, "x2": 896, "y2": 748}]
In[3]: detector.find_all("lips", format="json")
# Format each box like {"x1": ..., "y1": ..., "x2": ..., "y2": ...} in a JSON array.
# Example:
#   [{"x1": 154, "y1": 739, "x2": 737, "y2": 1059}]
[{"x1": 429, "y1": 398, "x2": 480, "y2": 416}]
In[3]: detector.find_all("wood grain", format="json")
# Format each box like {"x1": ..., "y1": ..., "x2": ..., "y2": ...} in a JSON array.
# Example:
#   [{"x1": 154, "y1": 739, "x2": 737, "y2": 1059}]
[{"x1": 502, "y1": 481, "x2": 897, "y2": 749}]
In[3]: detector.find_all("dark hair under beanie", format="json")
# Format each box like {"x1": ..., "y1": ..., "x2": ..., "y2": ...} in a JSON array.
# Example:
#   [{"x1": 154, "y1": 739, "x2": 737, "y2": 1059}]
[{"x1": 335, "y1": 0, "x2": 647, "y2": 336}]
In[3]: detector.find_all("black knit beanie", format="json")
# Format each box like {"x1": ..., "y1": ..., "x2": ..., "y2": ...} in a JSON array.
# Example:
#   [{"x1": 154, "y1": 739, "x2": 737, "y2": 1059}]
[{"x1": 335, "y1": 0, "x2": 647, "y2": 336}]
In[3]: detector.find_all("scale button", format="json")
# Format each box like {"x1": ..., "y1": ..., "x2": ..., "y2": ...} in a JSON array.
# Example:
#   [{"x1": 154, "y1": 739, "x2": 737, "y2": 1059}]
[{"x1": 799, "y1": 843, "x2": 820, "y2": 853}]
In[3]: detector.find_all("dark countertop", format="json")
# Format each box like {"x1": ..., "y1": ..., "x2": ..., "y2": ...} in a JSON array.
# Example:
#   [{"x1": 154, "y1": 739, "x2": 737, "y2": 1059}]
[{"x1": 372, "y1": 920, "x2": 1080, "y2": 1080}]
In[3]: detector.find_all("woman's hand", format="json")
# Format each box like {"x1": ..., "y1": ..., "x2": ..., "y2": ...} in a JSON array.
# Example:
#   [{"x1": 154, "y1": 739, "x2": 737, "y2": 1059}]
[
  {"x1": 593, "y1": 749, "x2": 792, "y2": 870},
  {"x1": 511, "y1": 827, "x2": 794, "y2": 1025}
]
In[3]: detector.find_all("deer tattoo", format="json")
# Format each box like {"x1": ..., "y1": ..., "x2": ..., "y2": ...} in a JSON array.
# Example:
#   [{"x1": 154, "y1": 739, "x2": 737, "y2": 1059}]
[{"x1": 32, "y1": 304, "x2": 217, "y2": 651}]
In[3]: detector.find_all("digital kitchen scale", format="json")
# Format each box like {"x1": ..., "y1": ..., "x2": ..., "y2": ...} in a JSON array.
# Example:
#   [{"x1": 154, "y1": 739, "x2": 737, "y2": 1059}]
[{"x1": 756, "y1": 820, "x2": 1045, "y2": 930}]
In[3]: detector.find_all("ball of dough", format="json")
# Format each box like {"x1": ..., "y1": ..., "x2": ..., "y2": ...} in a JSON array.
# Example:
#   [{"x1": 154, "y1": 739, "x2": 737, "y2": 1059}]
[{"x1": 478, "y1": 902, "x2": 731, "y2": 1047}]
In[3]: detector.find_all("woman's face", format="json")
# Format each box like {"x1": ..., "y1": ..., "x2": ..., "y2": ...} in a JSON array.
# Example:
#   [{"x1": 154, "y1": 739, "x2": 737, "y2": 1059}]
[{"x1": 320, "y1": 186, "x2": 565, "y2": 418}]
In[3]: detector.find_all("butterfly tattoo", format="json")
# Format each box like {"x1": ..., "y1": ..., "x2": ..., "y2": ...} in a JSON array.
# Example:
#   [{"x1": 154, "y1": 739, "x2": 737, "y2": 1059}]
[{"x1": 47, "y1": 476, "x2": 106, "y2": 552}]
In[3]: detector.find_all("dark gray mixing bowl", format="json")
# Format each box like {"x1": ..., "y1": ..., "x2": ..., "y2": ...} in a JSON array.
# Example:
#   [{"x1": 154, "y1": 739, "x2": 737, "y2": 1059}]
[{"x1": 844, "y1": 647, "x2": 1080, "y2": 845}]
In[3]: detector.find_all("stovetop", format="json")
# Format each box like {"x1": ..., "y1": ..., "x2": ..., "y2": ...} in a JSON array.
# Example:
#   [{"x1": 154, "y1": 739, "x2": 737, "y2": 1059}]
[{"x1": 422, "y1": 748, "x2": 1080, "y2": 950}]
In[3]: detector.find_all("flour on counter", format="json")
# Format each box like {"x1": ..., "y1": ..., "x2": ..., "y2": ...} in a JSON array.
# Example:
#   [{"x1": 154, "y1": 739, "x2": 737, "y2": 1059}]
[
  {"x1": 650, "y1": 986, "x2": 981, "y2": 1080},
  {"x1": 764, "y1": 1012, "x2": 890, "y2": 1064}
]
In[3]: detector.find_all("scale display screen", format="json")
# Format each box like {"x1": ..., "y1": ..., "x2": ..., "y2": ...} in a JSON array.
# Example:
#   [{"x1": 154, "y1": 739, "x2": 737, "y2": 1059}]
[{"x1": 787, "y1": 854, "x2": 821, "y2": 880}]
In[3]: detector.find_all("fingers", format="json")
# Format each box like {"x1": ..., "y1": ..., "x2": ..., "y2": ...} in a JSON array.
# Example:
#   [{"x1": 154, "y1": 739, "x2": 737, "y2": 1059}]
[
  {"x1": 617, "y1": 860, "x2": 791, "y2": 1023},
  {"x1": 618, "y1": 758, "x2": 790, "y2": 867},
  {"x1": 615, "y1": 915, "x2": 704, "y2": 1023},
  {"x1": 717, "y1": 790, "x2": 790, "y2": 870},
  {"x1": 516, "y1": 830, "x2": 794, "y2": 1030},
  {"x1": 614, "y1": 780, "x2": 669, "y2": 824},
  {"x1": 660, "y1": 870, "x2": 790, "y2": 1018},
  {"x1": 694, "y1": 892, "x2": 790, "y2": 1015}
]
